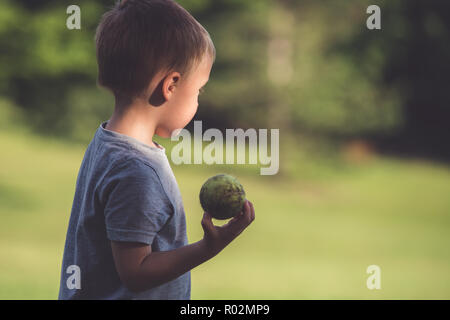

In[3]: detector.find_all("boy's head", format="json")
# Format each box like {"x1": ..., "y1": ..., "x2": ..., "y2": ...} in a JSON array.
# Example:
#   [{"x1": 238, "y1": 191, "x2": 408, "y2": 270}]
[{"x1": 95, "y1": 0, "x2": 215, "y2": 136}]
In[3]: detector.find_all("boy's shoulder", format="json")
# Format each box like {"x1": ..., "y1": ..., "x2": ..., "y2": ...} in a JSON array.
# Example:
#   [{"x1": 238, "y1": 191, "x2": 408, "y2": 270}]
[
  {"x1": 91, "y1": 122, "x2": 169, "y2": 179},
  {"x1": 81, "y1": 122, "x2": 186, "y2": 215},
  {"x1": 102, "y1": 156, "x2": 163, "y2": 190},
  {"x1": 94, "y1": 153, "x2": 176, "y2": 224}
]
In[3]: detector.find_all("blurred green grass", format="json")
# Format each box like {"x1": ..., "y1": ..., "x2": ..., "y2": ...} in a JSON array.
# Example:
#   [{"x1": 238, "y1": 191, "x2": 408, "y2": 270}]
[{"x1": 0, "y1": 123, "x2": 450, "y2": 299}]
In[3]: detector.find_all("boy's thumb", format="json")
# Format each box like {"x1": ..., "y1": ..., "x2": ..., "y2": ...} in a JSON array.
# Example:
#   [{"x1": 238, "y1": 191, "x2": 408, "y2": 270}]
[{"x1": 201, "y1": 212, "x2": 214, "y2": 232}]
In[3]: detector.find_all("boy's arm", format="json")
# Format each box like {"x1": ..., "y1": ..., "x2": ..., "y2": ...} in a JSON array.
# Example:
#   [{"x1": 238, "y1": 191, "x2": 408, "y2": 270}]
[
  {"x1": 111, "y1": 239, "x2": 211, "y2": 292},
  {"x1": 111, "y1": 200, "x2": 255, "y2": 292}
]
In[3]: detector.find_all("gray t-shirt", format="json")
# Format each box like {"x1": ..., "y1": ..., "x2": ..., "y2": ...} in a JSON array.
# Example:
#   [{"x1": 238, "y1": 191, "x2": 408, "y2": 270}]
[{"x1": 58, "y1": 121, "x2": 190, "y2": 300}]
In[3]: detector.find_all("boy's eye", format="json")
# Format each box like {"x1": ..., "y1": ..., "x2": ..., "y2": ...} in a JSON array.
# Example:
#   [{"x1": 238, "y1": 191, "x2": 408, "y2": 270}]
[{"x1": 199, "y1": 87, "x2": 205, "y2": 95}]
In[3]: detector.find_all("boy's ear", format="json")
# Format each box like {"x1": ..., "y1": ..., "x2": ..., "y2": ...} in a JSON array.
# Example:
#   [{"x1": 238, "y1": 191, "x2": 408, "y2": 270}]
[
  {"x1": 148, "y1": 72, "x2": 180, "y2": 107},
  {"x1": 164, "y1": 71, "x2": 180, "y2": 94}
]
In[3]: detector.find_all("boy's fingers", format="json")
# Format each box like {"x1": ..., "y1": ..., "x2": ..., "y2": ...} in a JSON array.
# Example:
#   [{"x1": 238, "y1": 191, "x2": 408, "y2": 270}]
[
  {"x1": 226, "y1": 200, "x2": 251, "y2": 229},
  {"x1": 248, "y1": 200, "x2": 255, "y2": 221},
  {"x1": 220, "y1": 199, "x2": 255, "y2": 232},
  {"x1": 242, "y1": 200, "x2": 250, "y2": 216},
  {"x1": 242, "y1": 200, "x2": 253, "y2": 223}
]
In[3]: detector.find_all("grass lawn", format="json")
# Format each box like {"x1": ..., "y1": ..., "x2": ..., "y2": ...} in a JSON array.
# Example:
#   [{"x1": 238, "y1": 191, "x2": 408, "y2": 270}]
[{"x1": 0, "y1": 125, "x2": 449, "y2": 299}]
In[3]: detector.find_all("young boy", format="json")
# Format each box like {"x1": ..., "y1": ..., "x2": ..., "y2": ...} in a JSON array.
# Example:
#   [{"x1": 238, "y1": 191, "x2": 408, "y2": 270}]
[{"x1": 58, "y1": 0, "x2": 255, "y2": 300}]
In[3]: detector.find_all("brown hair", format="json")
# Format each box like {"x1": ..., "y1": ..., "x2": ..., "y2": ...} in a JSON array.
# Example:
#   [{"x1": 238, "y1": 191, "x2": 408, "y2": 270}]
[{"x1": 95, "y1": 0, "x2": 215, "y2": 104}]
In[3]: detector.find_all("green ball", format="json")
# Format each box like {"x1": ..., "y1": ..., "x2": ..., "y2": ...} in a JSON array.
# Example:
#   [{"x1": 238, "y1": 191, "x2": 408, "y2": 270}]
[{"x1": 199, "y1": 174, "x2": 246, "y2": 220}]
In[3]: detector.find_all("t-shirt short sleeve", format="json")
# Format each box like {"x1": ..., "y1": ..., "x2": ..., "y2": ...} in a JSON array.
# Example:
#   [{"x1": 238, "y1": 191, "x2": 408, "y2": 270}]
[{"x1": 101, "y1": 158, "x2": 174, "y2": 245}]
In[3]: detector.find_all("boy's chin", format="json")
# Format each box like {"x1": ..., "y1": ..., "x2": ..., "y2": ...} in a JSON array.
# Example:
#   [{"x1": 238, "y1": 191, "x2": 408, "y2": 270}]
[{"x1": 155, "y1": 127, "x2": 175, "y2": 139}]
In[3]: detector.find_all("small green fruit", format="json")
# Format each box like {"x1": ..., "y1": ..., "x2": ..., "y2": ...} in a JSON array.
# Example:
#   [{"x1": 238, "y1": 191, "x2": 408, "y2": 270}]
[{"x1": 199, "y1": 174, "x2": 246, "y2": 220}]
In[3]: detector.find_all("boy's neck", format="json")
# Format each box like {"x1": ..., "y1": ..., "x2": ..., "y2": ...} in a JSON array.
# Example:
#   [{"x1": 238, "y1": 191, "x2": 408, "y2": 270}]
[{"x1": 105, "y1": 104, "x2": 160, "y2": 149}]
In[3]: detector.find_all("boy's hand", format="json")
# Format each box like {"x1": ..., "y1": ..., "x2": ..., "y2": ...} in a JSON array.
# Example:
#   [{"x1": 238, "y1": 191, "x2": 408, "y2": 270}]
[{"x1": 201, "y1": 199, "x2": 255, "y2": 257}]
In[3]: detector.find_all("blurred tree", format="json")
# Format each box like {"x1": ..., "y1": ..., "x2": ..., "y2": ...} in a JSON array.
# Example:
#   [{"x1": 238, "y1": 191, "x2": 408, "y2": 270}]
[
  {"x1": 0, "y1": 0, "x2": 110, "y2": 142},
  {"x1": 0, "y1": 0, "x2": 274, "y2": 142},
  {"x1": 188, "y1": 0, "x2": 272, "y2": 132},
  {"x1": 281, "y1": 0, "x2": 402, "y2": 139},
  {"x1": 0, "y1": 0, "x2": 448, "y2": 161},
  {"x1": 335, "y1": 0, "x2": 450, "y2": 159}
]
